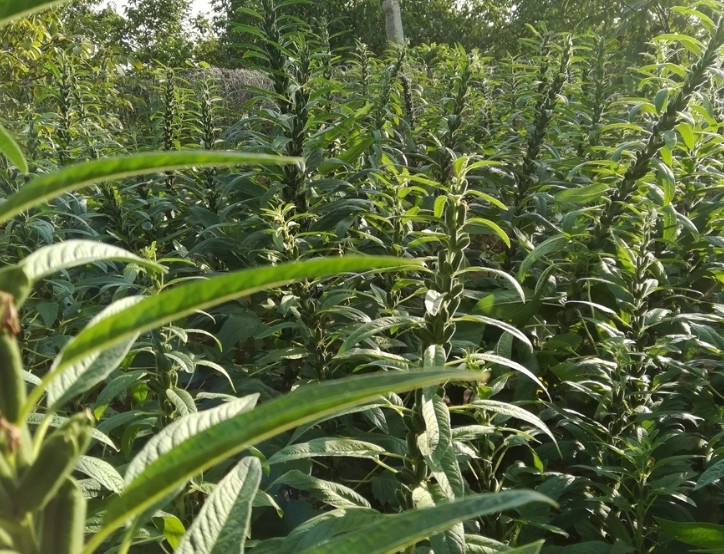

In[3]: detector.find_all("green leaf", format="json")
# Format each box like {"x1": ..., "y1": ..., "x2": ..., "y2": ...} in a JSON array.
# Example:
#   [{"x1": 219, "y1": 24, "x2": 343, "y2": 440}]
[
  {"x1": 87, "y1": 370, "x2": 488, "y2": 554},
  {"x1": 0, "y1": 0, "x2": 67, "y2": 25},
  {"x1": 652, "y1": 157, "x2": 676, "y2": 206},
  {"x1": 505, "y1": 540, "x2": 545, "y2": 553},
  {"x1": 695, "y1": 458, "x2": 724, "y2": 490},
  {"x1": 655, "y1": 518, "x2": 724, "y2": 550},
  {"x1": 19, "y1": 240, "x2": 165, "y2": 281},
  {"x1": 467, "y1": 189, "x2": 507, "y2": 210},
  {"x1": 274, "y1": 508, "x2": 385, "y2": 553},
  {"x1": 671, "y1": 6, "x2": 716, "y2": 33},
  {"x1": 301, "y1": 491, "x2": 554, "y2": 554},
  {"x1": 272, "y1": 470, "x2": 370, "y2": 509},
  {"x1": 174, "y1": 457, "x2": 262, "y2": 554},
  {"x1": 0, "y1": 151, "x2": 299, "y2": 225},
  {"x1": 158, "y1": 515, "x2": 185, "y2": 550},
  {"x1": 432, "y1": 443, "x2": 465, "y2": 503},
  {"x1": 469, "y1": 352, "x2": 547, "y2": 396},
  {"x1": 58, "y1": 257, "x2": 421, "y2": 372},
  {"x1": 267, "y1": 438, "x2": 386, "y2": 465},
  {"x1": 423, "y1": 344, "x2": 447, "y2": 370},
  {"x1": 652, "y1": 34, "x2": 704, "y2": 56},
  {"x1": 0, "y1": 123, "x2": 28, "y2": 173},
  {"x1": 288, "y1": 400, "x2": 394, "y2": 444},
  {"x1": 554, "y1": 183, "x2": 610, "y2": 205},
  {"x1": 124, "y1": 395, "x2": 259, "y2": 484},
  {"x1": 472, "y1": 288, "x2": 537, "y2": 327},
  {"x1": 465, "y1": 218, "x2": 511, "y2": 248},
  {"x1": 26, "y1": 413, "x2": 116, "y2": 450},
  {"x1": 412, "y1": 484, "x2": 464, "y2": 553},
  {"x1": 417, "y1": 392, "x2": 452, "y2": 470},
  {"x1": 338, "y1": 136, "x2": 376, "y2": 165},
  {"x1": 41, "y1": 296, "x2": 144, "y2": 412},
  {"x1": 467, "y1": 399, "x2": 556, "y2": 443},
  {"x1": 517, "y1": 236, "x2": 569, "y2": 281},
  {"x1": 434, "y1": 196, "x2": 448, "y2": 219},
  {"x1": 676, "y1": 121, "x2": 696, "y2": 151},
  {"x1": 75, "y1": 455, "x2": 124, "y2": 494},
  {"x1": 456, "y1": 315, "x2": 532, "y2": 350},
  {"x1": 338, "y1": 315, "x2": 424, "y2": 355},
  {"x1": 166, "y1": 388, "x2": 197, "y2": 417}
]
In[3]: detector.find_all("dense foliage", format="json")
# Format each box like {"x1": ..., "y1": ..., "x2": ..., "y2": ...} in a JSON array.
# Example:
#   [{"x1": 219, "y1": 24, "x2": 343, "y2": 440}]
[
  {"x1": 213, "y1": 0, "x2": 712, "y2": 58},
  {"x1": 1, "y1": 0, "x2": 724, "y2": 552}
]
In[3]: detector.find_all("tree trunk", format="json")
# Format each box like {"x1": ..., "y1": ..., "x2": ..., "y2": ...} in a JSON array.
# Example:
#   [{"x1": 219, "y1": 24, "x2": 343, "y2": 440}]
[{"x1": 381, "y1": 0, "x2": 404, "y2": 44}]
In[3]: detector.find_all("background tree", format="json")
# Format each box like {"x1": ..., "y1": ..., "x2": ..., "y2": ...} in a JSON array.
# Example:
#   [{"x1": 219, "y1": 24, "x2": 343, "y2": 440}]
[
  {"x1": 57, "y1": 0, "x2": 125, "y2": 49},
  {"x1": 210, "y1": 0, "x2": 710, "y2": 61},
  {"x1": 496, "y1": 0, "x2": 706, "y2": 57},
  {"x1": 120, "y1": 0, "x2": 195, "y2": 64}
]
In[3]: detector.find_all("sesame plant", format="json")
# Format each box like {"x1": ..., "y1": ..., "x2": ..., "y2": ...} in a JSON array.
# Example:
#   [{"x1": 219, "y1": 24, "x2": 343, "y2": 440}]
[
  {"x1": 0, "y1": 1, "x2": 555, "y2": 553},
  {"x1": 2, "y1": 0, "x2": 724, "y2": 552}
]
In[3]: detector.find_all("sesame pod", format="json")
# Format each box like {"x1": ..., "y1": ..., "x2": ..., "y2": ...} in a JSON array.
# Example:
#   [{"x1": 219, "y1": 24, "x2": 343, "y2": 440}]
[
  {"x1": 456, "y1": 204, "x2": 467, "y2": 225},
  {"x1": 0, "y1": 333, "x2": 25, "y2": 424},
  {"x1": 16, "y1": 412, "x2": 93, "y2": 514},
  {"x1": 39, "y1": 478, "x2": 86, "y2": 554}
]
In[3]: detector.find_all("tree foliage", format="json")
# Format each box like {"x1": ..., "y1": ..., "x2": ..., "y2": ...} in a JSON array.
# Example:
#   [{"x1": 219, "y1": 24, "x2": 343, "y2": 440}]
[{"x1": 211, "y1": 0, "x2": 716, "y2": 61}]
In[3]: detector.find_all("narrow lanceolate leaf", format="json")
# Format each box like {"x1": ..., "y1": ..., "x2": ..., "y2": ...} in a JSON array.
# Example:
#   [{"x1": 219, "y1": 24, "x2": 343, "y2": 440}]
[
  {"x1": 695, "y1": 458, "x2": 724, "y2": 490},
  {"x1": 124, "y1": 395, "x2": 260, "y2": 483},
  {"x1": 425, "y1": 414, "x2": 464, "y2": 503},
  {"x1": 461, "y1": 352, "x2": 545, "y2": 394},
  {"x1": 465, "y1": 217, "x2": 511, "y2": 248},
  {"x1": 0, "y1": 0, "x2": 67, "y2": 25},
  {"x1": 267, "y1": 438, "x2": 385, "y2": 465},
  {"x1": 338, "y1": 316, "x2": 424, "y2": 355},
  {"x1": 655, "y1": 518, "x2": 724, "y2": 550},
  {"x1": 417, "y1": 392, "x2": 452, "y2": 469},
  {"x1": 75, "y1": 455, "x2": 124, "y2": 494},
  {"x1": 0, "y1": 123, "x2": 28, "y2": 173},
  {"x1": 301, "y1": 491, "x2": 555, "y2": 554},
  {"x1": 272, "y1": 471, "x2": 371, "y2": 509},
  {"x1": 505, "y1": 541, "x2": 545, "y2": 554},
  {"x1": 86, "y1": 370, "x2": 486, "y2": 554},
  {"x1": 465, "y1": 399, "x2": 556, "y2": 444},
  {"x1": 517, "y1": 235, "x2": 570, "y2": 281},
  {"x1": 0, "y1": 151, "x2": 299, "y2": 225},
  {"x1": 277, "y1": 508, "x2": 385, "y2": 553},
  {"x1": 60, "y1": 257, "x2": 421, "y2": 372},
  {"x1": 19, "y1": 240, "x2": 165, "y2": 281},
  {"x1": 42, "y1": 297, "x2": 144, "y2": 412},
  {"x1": 174, "y1": 457, "x2": 262, "y2": 554},
  {"x1": 554, "y1": 182, "x2": 610, "y2": 205},
  {"x1": 26, "y1": 412, "x2": 116, "y2": 450}
]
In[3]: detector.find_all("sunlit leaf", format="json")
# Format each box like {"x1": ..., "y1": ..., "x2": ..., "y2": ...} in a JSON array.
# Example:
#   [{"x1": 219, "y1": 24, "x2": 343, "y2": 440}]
[
  {"x1": 302, "y1": 491, "x2": 554, "y2": 553},
  {"x1": 19, "y1": 240, "x2": 165, "y2": 281},
  {"x1": 60, "y1": 257, "x2": 421, "y2": 371},
  {"x1": 175, "y1": 457, "x2": 262, "y2": 554},
  {"x1": 86, "y1": 370, "x2": 488, "y2": 554},
  {"x1": 656, "y1": 518, "x2": 724, "y2": 550},
  {"x1": 0, "y1": 123, "x2": 28, "y2": 173},
  {"x1": 0, "y1": 0, "x2": 67, "y2": 25},
  {"x1": 0, "y1": 151, "x2": 299, "y2": 225}
]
